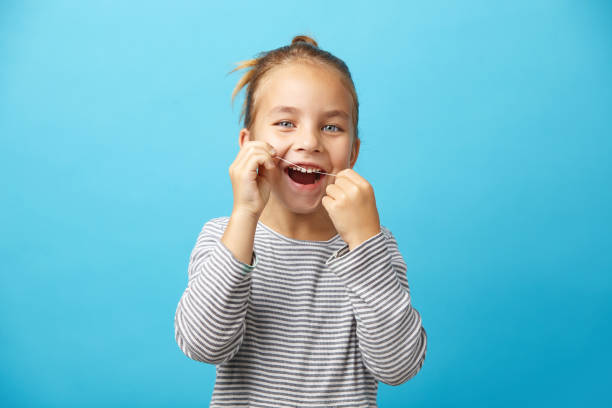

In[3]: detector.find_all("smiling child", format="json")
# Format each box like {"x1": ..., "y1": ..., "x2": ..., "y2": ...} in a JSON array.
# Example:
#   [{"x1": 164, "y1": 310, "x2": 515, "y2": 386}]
[{"x1": 174, "y1": 35, "x2": 427, "y2": 407}]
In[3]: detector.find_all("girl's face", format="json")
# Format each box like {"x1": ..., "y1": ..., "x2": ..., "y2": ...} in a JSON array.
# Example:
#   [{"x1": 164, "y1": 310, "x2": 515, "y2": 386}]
[{"x1": 239, "y1": 61, "x2": 359, "y2": 214}]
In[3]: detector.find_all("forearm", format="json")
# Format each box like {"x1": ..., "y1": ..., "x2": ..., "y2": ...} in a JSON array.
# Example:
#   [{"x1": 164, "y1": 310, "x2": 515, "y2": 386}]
[
  {"x1": 353, "y1": 294, "x2": 427, "y2": 385},
  {"x1": 327, "y1": 228, "x2": 427, "y2": 385},
  {"x1": 175, "y1": 219, "x2": 256, "y2": 364},
  {"x1": 221, "y1": 209, "x2": 259, "y2": 266}
]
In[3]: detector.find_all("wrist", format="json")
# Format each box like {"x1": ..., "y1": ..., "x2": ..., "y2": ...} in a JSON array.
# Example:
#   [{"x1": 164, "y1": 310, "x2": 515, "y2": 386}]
[
  {"x1": 221, "y1": 209, "x2": 259, "y2": 267},
  {"x1": 231, "y1": 207, "x2": 261, "y2": 223},
  {"x1": 346, "y1": 226, "x2": 382, "y2": 251}
]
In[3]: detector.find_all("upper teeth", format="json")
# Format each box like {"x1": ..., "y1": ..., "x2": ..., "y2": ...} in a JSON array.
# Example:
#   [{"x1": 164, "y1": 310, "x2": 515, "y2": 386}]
[{"x1": 290, "y1": 166, "x2": 321, "y2": 173}]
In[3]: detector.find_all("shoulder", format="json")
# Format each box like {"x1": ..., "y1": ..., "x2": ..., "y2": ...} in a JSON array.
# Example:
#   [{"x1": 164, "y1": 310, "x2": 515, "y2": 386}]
[
  {"x1": 379, "y1": 225, "x2": 403, "y2": 253},
  {"x1": 198, "y1": 216, "x2": 230, "y2": 237},
  {"x1": 205, "y1": 216, "x2": 230, "y2": 227},
  {"x1": 380, "y1": 225, "x2": 394, "y2": 239}
]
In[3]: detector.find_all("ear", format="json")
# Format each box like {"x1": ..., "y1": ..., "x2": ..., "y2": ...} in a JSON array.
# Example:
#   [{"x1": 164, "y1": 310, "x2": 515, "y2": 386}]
[
  {"x1": 349, "y1": 137, "x2": 360, "y2": 168},
  {"x1": 238, "y1": 128, "x2": 252, "y2": 148}
]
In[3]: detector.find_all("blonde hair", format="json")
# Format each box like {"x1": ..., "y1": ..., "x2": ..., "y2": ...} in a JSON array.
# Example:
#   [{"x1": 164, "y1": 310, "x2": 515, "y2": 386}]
[{"x1": 229, "y1": 35, "x2": 360, "y2": 140}]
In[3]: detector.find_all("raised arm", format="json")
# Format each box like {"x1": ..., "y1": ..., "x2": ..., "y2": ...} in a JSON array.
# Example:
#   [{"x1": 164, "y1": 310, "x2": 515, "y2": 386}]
[
  {"x1": 325, "y1": 226, "x2": 427, "y2": 385},
  {"x1": 174, "y1": 215, "x2": 257, "y2": 364}
]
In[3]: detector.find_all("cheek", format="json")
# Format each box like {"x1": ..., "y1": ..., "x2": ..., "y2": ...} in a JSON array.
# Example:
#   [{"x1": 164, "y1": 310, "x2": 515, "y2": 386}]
[
  {"x1": 261, "y1": 133, "x2": 290, "y2": 151},
  {"x1": 252, "y1": 133, "x2": 292, "y2": 159},
  {"x1": 329, "y1": 146, "x2": 353, "y2": 168}
]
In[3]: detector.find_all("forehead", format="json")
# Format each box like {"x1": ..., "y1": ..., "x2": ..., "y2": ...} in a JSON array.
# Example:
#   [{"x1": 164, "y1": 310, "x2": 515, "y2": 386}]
[{"x1": 254, "y1": 62, "x2": 354, "y2": 117}]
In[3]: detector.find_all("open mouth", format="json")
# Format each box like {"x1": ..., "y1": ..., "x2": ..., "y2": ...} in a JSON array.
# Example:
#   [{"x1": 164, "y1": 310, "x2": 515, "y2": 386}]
[{"x1": 286, "y1": 167, "x2": 323, "y2": 185}]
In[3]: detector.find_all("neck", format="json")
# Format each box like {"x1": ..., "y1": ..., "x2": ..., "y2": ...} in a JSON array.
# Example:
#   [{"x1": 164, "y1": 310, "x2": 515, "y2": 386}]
[{"x1": 259, "y1": 196, "x2": 338, "y2": 241}]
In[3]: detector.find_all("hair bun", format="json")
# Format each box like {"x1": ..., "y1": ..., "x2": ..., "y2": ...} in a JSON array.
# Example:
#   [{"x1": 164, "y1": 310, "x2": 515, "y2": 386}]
[{"x1": 291, "y1": 35, "x2": 318, "y2": 48}]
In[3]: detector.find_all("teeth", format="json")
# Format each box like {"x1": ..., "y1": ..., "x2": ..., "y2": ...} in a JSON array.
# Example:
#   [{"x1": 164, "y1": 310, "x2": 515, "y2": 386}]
[{"x1": 290, "y1": 166, "x2": 321, "y2": 173}]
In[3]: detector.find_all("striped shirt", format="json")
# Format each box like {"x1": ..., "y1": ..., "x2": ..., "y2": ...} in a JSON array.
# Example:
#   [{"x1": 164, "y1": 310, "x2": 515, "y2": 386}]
[{"x1": 174, "y1": 216, "x2": 427, "y2": 407}]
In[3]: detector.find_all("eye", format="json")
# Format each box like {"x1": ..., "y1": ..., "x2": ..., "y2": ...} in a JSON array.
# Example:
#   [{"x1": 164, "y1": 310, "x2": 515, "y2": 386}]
[
  {"x1": 323, "y1": 124, "x2": 342, "y2": 132},
  {"x1": 276, "y1": 120, "x2": 295, "y2": 128}
]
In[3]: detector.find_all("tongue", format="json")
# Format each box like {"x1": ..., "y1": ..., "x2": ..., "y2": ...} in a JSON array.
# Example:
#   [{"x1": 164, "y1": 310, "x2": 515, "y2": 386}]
[{"x1": 288, "y1": 168, "x2": 317, "y2": 184}]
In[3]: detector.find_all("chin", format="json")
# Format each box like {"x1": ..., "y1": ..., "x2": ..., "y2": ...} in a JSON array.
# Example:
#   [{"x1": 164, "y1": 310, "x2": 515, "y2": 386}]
[
  {"x1": 275, "y1": 190, "x2": 324, "y2": 214},
  {"x1": 288, "y1": 203, "x2": 321, "y2": 215},
  {"x1": 289, "y1": 198, "x2": 323, "y2": 214}
]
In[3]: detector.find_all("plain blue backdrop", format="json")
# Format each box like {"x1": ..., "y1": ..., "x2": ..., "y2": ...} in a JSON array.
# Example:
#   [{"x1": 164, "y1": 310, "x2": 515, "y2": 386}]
[{"x1": 1, "y1": 0, "x2": 611, "y2": 407}]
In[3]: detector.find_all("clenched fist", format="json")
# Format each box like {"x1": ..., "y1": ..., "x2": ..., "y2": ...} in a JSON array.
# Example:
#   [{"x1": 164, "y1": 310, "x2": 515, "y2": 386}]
[
  {"x1": 229, "y1": 140, "x2": 278, "y2": 218},
  {"x1": 321, "y1": 168, "x2": 381, "y2": 250}
]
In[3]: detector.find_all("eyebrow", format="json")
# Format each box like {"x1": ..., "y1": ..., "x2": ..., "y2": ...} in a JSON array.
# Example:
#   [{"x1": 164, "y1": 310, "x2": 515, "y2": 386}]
[{"x1": 269, "y1": 105, "x2": 350, "y2": 120}]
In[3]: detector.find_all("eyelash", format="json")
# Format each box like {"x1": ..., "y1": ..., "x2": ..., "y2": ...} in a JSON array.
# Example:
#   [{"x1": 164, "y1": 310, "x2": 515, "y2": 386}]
[{"x1": 275, "y1": 121, "x2": 343, "y2": 132}]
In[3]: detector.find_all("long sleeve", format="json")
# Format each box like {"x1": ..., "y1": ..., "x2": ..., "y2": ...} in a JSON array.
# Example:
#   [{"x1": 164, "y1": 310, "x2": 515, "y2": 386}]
[
  {"x1": 325, "y1": 226, "x2": 427, "y2": 385},
  {"x1": 174, "y1": 218, "x2": 257, "y2": 365}
]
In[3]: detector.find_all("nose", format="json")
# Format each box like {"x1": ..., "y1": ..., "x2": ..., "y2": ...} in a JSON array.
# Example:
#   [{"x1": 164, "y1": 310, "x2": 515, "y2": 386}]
[{"x1": 293, "y1": 124, "x2": 322, "y2": 153}]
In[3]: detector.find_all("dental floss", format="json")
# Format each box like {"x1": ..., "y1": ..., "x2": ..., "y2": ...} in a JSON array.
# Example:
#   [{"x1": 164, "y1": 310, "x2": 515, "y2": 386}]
[{"x1": 274, "y1": 156, "x2": 338, "y2": 177}]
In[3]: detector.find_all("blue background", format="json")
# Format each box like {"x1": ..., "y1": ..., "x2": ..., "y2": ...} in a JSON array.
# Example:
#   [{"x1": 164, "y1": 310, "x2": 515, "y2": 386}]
[{"x1": 1, "y1": 1, "x2": 611, "y2": 407}]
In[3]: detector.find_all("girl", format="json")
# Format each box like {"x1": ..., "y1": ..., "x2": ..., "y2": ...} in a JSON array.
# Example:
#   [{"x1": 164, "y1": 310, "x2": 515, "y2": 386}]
[{"x1": 174, "y1": 35, "x2": 427, "y2": 407}]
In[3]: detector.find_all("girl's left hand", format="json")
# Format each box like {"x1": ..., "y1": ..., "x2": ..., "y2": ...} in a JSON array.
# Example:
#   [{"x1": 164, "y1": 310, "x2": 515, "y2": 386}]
[{"x1": 322, "y1": 169, "x2": 381, "y2": 251}]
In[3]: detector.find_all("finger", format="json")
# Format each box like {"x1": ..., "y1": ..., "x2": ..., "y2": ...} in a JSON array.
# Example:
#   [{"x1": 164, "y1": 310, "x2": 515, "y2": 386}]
[
  {"x1": 249, "y1": 143, "x2": 278, "y2": 168},
  {"x1": 264, "y1": 142, "x2": 277, "y2": 157},
  {"x1": 234, "y1": 143, "x2": 260, "y2": 174},
  {"x1": 332, "y1": 176, "x2": 358, "y2": 197},
  {"x1": 248, "y1": 152, "x2": 277, "y2": 175},
  {"x1": 244, "y1": 140, "x2": 277, "y2": 157},
  {"x1": 259, "y1": 151, "x2": 278, "y2": 170},
  {"x1": 230, "y1": 149, "x2": 248, "y2": 178},
  {"x1": 234, "y1": 143, "x2": 277, "y2": 180},
  {"x1": 336, "y1": 168, "x2": 360, "y2": 183},
  {"x1": 324, "y1": 184, "x2": 345, "y2": 201},
  {"x1": 257, "y1": 158, "x2": 276, "y2": 180},
  {"x1": 321, "y1": 195, "x2": 334, "y2": 212},
  {"x1": 337, "y1": 168, "x2": 370, "y2": 191}
]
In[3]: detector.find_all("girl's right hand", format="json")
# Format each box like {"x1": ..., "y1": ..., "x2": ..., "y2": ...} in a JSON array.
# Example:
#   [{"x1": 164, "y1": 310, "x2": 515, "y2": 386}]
[{"x1": 228, "y1": 140, "x2": 278, "y2": 218}]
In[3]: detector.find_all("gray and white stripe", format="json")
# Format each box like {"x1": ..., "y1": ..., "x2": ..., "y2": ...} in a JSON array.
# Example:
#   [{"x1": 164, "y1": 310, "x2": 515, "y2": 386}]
[{"x1": 175, "y1": 216, "x2": 427, "y2": 407}]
